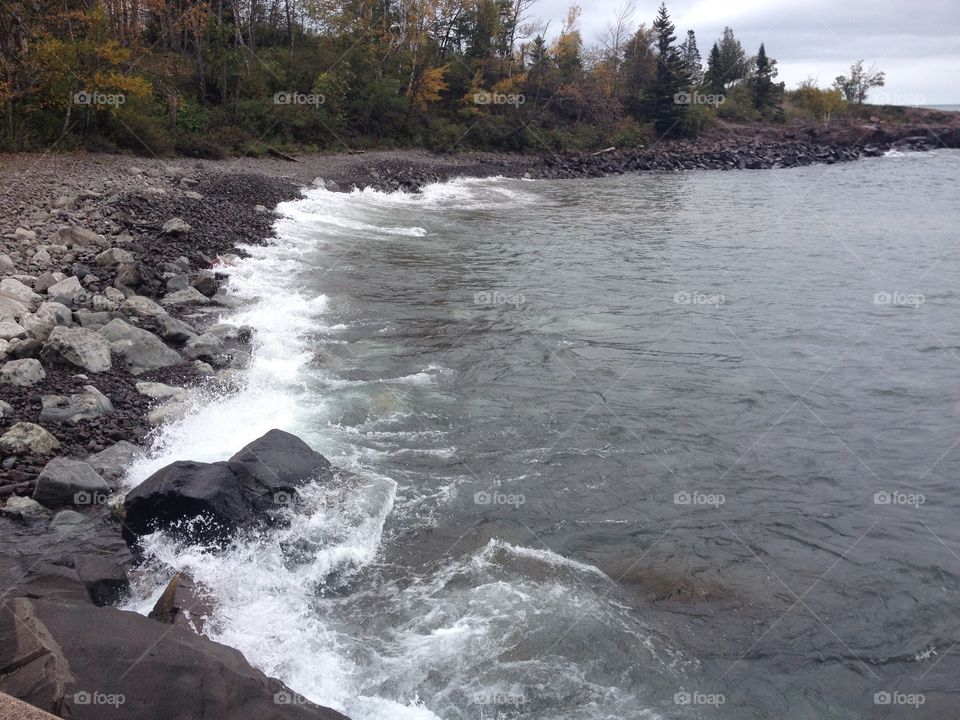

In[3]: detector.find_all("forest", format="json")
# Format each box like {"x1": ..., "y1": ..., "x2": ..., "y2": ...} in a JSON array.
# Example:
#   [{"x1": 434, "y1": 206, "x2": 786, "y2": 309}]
[{"x1": 0, "y1": 0, "x2": 881, "y2": 156}]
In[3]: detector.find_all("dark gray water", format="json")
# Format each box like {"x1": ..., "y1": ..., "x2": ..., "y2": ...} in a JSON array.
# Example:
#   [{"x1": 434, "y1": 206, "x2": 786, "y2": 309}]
[{"x1": 127, "y1": 149, "x2": 960, "y2": 719}]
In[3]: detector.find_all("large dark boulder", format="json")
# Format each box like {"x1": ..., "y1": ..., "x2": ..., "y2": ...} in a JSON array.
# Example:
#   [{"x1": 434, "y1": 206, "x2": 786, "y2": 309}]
[
  {"x1": 0, "y1": 598, "x2": 348, "y2": 720},
  {"x1": 123, "y1": 461, "x2": 248, "y2": 543},
  {"x1": 228, "y1": 429, "x2": 332, "y2": 512},
  {"x1": 0, "y1": 512, "x2": 132, "y2": 607},
  {"x1": 123, "y1": 430, "x2": 333, "y2": 543}
]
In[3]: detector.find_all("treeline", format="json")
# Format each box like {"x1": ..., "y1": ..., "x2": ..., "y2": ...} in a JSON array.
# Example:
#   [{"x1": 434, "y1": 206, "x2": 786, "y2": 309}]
[{"x1": 0, "y1": 0, "x2": 872, "y2": 156}]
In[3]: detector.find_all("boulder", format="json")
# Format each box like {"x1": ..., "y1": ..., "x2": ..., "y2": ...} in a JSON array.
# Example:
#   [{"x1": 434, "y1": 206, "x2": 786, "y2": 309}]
[
  {"x1": 0, "y1": 295, "x2": 29, "y2": 322},
  {"x1": 0, "y1": 358, "x2": 45, "y2": 386},
  {"x1": 14, "y1": 227, "x2": 37, "y2": 242},
  {"x1": 0, "y1": 278, "x2": 41, "y2": 308},
  {"x1": 120, "y1": 294, "x2": 166, "y2": 319},
  {"x1": 98, "y1": 318, "x2": 181, "y2": 375},
  {"x1": 149, "y1": 313, "x2": 198, "y2": 344},
  {"x1": 148, "y1": 572, "x2": 212, "y2": 633},
  {"x1": 0, "y1": 598, "x2": 347, "y2": 720},
  {"x1": 147, "y1": 399, "x2": 191, "y2": 426},
  {"x1": 38, "y1": 385, "x2": 113, "y2": 424},
  {"x1": 161, "y1": 217, "x2": 191, "y2": 236},
  {"x1": 229, "y1": 429, "x2": 332, "y2": 512},
  {"x1": 53, "y1": 225, "x2": 109, "y2": 249},
  {"x1": 0, "y1": 253, "x2": 15, "y2": 276},
  {"x1": 135, "y1": 381, "x2": 188, "y2": 401},
  {"x1": 1, "y1": 496, "x2": 46, "y2": 518},
  {"x1": 0, "y1": 422, "x2": 61, "y2": 456},
  {"x1": 0, "y1": 399, "x2": 13, "y2": 418},
  {"x1": 33, "y1": 271, "x2": 66, "y2": 293},
  {"x1": 0, "y1": 321, "x2": 26, "y2": 340},
  {"x1": 0, "y1": 512, "x2": 132, "y2": 606},
  {"x1": 191, "y1": 273, "x2": 219, "y2": 297},
  {"x1": 33, "y1": 458, "x2": 110, "y2": 508},
  {"x1": 160, "y1": 286, "x2": 210, "y2": 307},
  {"x1": 45, "y1": 276, "x2": 85, "y2": 307},
  {"x1": 123, "y1": 430, "x2": 332, "y2": 543},
  {"x1": 86, "y1": 441, "x2": 141, "y2": 483},
  {"x1": 94, "y1": 247, "x2": 135, "y2": 266},
  {"x1": 41, "y1": 326, "x2": 112, "y2": 373}
]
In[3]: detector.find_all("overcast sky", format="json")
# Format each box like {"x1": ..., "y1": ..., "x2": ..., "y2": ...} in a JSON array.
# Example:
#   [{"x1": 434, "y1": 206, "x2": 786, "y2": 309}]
[{"x1": 528, "y1": 0, "x2": 960, "y2": 104}]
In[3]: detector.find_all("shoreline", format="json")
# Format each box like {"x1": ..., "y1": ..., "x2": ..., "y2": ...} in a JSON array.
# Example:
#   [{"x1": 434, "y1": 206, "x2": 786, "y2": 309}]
[{"x1": 0, "y1": 136, "x2": 957, "y2": 718}]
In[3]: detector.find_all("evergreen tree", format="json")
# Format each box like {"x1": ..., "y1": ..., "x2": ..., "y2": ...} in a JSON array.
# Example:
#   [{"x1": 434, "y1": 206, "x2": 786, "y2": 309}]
[
  {"x1": 704, "y1": 42, "x2": 724, "y2": 94},
  {"x1": 751, "y1": 43, "x2": 781, "y2": 111},
  {"x1": 650, "y1": 3, "x2": 689, "y2": 136},
  {"x1": 679, "y1": 29, "x2": 703, "y2": 86}
]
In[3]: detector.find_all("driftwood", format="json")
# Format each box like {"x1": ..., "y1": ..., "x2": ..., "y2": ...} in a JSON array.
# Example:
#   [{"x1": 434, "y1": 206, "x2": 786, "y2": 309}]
[
  {"x1": 264, "y1": 145, "x2": 298, "y2": 162},
  {"x1": 591, "y1": 146, "x2": 616, "y2": 156}
]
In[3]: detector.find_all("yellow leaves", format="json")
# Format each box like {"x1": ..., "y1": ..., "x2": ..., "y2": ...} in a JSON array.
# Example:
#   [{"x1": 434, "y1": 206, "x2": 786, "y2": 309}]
[
  {"x1": 411, "y1": 65, "x2": 448, "y2": 111},
  {"x1": 93, "y1": 71, "x2": 154, "y2": 100}
]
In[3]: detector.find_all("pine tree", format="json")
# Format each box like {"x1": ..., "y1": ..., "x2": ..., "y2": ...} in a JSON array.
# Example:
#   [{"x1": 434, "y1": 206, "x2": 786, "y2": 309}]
[
  {"x1": 704, "y1": 42, "x2": 723, "y2": 94},
  {"x1": 679, "y1": 29, "x2": 703, "y2": 86},
  {"x1": 751, "y1": 43, "x2": 773, "y2": 109},
  {"x1": 650, "y1": 2, "x2": 689, "y2": 136}
]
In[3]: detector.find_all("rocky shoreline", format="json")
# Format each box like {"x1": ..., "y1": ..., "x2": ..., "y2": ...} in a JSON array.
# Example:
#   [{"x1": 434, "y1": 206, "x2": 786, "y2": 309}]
[{"x1": 0, "y1": 130, "x2": 957, "y2": 719}]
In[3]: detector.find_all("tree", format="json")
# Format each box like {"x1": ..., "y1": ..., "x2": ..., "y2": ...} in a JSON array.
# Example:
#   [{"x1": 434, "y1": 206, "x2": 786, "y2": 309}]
[
  {"x1": 793, "y1": 78, "x2": 844, "y2": 123},
  {"x1": 704, "y1": 41, "x2": 723, "y2": 93},
  {"x1": 704, "y1": 26, "x2": 748, "y2": 92},
  {"x1": 833, "y1": 60, "x2": 885, "y2": 103},
  {"x1": 679, "y1": 29, "x2": 702, "y2": 85},
  {"x1": 649, "y1": 2, "x2": 688, "y2": 136},
  {"x1": 751, "y1": 42, "x2": 780, "y2": 110}
]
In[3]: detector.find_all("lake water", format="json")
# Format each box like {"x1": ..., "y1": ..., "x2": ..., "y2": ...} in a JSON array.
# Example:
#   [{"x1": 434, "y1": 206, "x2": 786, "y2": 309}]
[{"x1": 124, "y1": 149, "x2": 960, "y2": 719}]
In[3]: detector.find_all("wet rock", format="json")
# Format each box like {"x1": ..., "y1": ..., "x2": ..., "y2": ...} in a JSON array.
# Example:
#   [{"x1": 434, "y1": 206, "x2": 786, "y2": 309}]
[
  {"x1": 123, "y1": 430, "x2": 333, "y2": 543},
  {"x1": 0, "y1": 358, "x2": 46, "y2": 386},
  {"x1": 0, "y1": 597, "x2": 346, "y2": 719},
  {"x1": 191, "y1": 272, "x2": 219, "y2": 297},
  {"x1": 149, "y1": 313, "x2": 198, "y2": 344},
  {"x1": 148, "y1": 572, "x2": 212, "y2": 632},
  {"x1": 38, "y1": 385, "x2": 113, "y2": 424},
  {"x1": 146, "y1": 399, "x2": 191, "y2": 426},
  {"x1": 41, "y1": 325, "x2": 112, "y2": 372},
  {"x1": 33, "y1": 458, "x2": 110, "y2": 508},
  {"x1": 99, "y1": 317, "x2": 181, "y2": 375},
  {"x1": 86, "y1": 441, "x2": 141, "y2": 483}
]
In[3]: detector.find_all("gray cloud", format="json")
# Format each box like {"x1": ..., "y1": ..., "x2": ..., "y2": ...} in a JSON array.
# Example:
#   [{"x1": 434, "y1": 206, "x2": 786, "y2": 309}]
[{"x1": 528, "y1": 0, "x2": 960, "y2": 104}]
